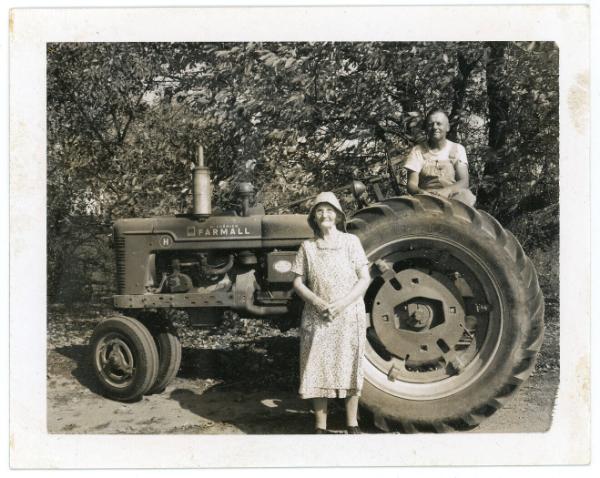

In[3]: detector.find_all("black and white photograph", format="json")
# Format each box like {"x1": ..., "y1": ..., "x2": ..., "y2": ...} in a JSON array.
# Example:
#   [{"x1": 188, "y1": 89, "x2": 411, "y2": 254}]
[
  {"x1": 45, "y1": 39, "x2": 557, "y2": 435},
  {"x1": 8, "y1": 4, "x2": 591, "y2": 469}
]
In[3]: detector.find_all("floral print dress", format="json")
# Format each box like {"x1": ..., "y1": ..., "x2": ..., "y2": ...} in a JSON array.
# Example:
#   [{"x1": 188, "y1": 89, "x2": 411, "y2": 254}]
[{"x1": 291, "y1": 232, "x2": 369, "y2": 399}]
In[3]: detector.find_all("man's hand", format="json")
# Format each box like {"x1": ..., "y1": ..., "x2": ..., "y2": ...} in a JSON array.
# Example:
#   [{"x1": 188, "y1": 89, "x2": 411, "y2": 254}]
[
  {"x1": 424, "y1": 178, "x2": 444, "y2": 189},
  {"x1": 430, "y1": 186, "x2": 457, "y2": 196},
  {"x1": 415, "y1": 187, "x2": 441, "y2": 197}
]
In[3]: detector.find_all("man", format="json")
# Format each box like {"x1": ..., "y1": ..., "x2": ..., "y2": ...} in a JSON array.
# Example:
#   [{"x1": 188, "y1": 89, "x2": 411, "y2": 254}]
[{"x1": 404, "y1": 109, "x2": 476, "y2": 207}]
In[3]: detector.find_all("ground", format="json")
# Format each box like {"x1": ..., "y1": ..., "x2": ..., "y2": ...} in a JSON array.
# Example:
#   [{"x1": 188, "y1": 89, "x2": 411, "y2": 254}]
[{"x1": 47, "y1": 299, "x2": 559, "y2": 435}]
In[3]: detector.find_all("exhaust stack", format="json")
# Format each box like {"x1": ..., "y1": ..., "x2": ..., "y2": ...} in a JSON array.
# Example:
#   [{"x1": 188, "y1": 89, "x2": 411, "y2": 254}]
[{"x1": 192, "y1": 145, "x2": 212, "y2": 217}]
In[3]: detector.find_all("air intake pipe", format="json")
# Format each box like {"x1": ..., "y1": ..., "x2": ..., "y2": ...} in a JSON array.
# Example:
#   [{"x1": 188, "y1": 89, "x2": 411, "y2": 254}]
[{"x1": 193, "y1": 144, "x2": 212, "y2": 217}]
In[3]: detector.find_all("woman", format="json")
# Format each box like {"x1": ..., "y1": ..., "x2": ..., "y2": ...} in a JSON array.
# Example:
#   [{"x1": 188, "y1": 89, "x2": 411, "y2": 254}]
[
  {"x1": 405, "y1": 109, "x2": 476, "y2": 207},
  {"x1": 291, "y1": 192, "x2": 371, "y2": 434}
]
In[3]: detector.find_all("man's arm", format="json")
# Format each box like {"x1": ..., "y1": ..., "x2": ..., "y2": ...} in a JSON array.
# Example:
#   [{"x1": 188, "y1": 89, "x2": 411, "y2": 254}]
[
  {"x1": 407, "y1": 170, "x2": 425, "y2": 194},
  {"x1": 404, "y1": 147, "x2": 426, "y2": 195},
  {"x1": 452, "y1": 161, "x2": 470, "y2": 190}
]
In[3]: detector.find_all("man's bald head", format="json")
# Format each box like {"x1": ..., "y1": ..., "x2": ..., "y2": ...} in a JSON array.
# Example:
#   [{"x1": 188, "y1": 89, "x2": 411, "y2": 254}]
[{"x1": 425, "y1": 109, "x2": 449, "y2": 125}]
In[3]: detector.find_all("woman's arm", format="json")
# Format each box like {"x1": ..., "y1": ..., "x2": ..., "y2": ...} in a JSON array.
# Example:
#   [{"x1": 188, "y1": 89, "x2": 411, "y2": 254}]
[
  {"x1": 293, "y1": 275, "x2": 329, "y2": 314},
  {"x1": 325, "y1": 264, "x2": 371, "y2": 318}
]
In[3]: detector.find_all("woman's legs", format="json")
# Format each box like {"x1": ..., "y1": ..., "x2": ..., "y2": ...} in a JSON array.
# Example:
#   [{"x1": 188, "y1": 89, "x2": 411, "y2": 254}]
[
  {"x1": 345, "y1": 395, "x2": 360, "y2": 427},
  {"x1": 312, "y1": 396, "x2": 360, "y2": 430},
  {"x1": 313, "y1": 398, "x2": 328, "y2": 430}
]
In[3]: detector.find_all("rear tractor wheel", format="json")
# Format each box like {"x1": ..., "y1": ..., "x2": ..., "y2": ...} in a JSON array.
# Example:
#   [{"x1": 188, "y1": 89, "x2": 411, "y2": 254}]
[{"x1": 348, "y1": 195, "x2": 545, "y2": 432}]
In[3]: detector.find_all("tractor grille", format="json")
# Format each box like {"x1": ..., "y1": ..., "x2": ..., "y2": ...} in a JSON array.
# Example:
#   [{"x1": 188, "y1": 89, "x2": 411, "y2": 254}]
[{"x1": 114, "y1": 235, "x2": 126, "y2": 293}]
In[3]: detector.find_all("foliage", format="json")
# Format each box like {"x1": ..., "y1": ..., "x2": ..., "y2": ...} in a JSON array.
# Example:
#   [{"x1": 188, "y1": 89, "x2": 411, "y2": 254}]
[
  {"x1": 477, "y1": 42, "x2": 559, "y2": 220},
  {"x1": 47, "y1": 42, "x2": 559, "y2": 303}
]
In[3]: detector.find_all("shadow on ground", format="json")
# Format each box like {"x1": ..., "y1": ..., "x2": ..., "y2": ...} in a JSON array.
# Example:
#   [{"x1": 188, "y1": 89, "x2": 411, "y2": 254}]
[
  {"x1": 49, "y1": 300, "x2": 559, "y2": 434},
  {"x1": 168, "y1": 387, "x2": 317, "y2": 434},
  {"x1": 53, "y1": 344, "x2": 107, "y2": 396},
  {"x1": 53, "y1": 335, "x2": 302, "y2": 395},
  {"x1": 52, "y1": 336, "x2": 374, "y2": 434}
]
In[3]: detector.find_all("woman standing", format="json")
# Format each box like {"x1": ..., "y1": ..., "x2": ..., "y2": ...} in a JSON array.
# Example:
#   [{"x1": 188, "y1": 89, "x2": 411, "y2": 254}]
[{"x1": 291, "y1": 192, "x2": 370, "y2": 434}]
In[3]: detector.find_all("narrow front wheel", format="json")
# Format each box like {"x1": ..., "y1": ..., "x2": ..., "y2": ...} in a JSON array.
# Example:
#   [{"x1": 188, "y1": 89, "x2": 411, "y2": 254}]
[
  {"x1": 147, "y1": 328, "x2": 182, "y2": 395},
  {"x1": 89, "y1": 315, "x2": 159, "y2": 402}
]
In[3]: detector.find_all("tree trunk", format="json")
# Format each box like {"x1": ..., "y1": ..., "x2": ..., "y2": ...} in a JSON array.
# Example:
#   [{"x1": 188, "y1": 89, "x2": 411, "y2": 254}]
[
  {"x1": 486, "y1": 43, "x2": 510, "y2": 150},
  {"x1": 479, "y1": 42, "x2": 510, "y2": 210},
  {"x1": 448, "y1": 51, "x2": 477, "y2": 142}
]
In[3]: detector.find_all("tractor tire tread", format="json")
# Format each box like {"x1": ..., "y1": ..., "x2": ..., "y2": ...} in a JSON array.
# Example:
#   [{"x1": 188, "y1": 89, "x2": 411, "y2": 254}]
[{"x1": 350, "y1": 195, "x2": 544, "y2": 432}]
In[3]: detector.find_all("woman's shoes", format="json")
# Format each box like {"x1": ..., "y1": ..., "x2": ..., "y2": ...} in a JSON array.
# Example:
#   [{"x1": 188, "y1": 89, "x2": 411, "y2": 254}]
[{"x1": 314, "y1": 427, "x2": 362, "y2": 434}]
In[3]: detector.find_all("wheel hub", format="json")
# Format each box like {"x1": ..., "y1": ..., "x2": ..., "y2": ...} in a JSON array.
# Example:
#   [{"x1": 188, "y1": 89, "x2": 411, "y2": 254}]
[
  {"x1": 97, "y1": 337, "x2": 134, "y2": 384},
  {"x1": 406, "y1": 302, "x2": 434, "y2": 330},
  {"x1": 107, "y1": 346, "x2": 128, "y2": 372},
  {"x1": 371, "y1": 268, "x2": 465, "y2": 363}
]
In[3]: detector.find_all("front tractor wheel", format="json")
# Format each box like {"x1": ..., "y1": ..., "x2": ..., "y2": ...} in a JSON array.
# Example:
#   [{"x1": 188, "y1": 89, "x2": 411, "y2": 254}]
[
  {"x1": 348, "y1": 195, "x2": 544, "y2": 432},
  {"x1": 89, "y1": 315, "x2": 159, "y2": 402},
  {"x1": 147, "y1": 327, "x2": 182, "y2": 395}
]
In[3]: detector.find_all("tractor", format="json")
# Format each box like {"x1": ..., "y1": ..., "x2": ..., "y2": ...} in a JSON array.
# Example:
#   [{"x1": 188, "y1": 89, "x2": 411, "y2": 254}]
[{"x1": 89, "y1": 145, "x2": 544, "y2": 432}]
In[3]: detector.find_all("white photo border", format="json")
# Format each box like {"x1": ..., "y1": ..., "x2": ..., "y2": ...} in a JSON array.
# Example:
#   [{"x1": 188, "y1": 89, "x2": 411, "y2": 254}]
[{"x1": 8, "y1": 4, "x2": 590, "y2": 468}]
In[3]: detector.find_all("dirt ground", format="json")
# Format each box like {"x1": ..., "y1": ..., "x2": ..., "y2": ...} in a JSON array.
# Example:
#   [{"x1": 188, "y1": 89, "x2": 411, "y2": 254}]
[{"x1": 47, "y1": 300, "x2": 559, "y2": 435}]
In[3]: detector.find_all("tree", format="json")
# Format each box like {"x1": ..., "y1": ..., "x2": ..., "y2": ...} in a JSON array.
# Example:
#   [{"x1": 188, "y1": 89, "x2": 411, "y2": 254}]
[
  {"x1": 478, "y1": 41, "x2": 559, "y2": 221},
  {"x1": 46, "y1": 41, "x2": 559, "y2": 303}
]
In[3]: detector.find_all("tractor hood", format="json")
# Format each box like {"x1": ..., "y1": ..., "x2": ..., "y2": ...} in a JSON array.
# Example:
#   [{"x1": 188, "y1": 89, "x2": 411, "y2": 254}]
[{"x1": 113, "y1": 213, "x2": 314, "y2": 249}]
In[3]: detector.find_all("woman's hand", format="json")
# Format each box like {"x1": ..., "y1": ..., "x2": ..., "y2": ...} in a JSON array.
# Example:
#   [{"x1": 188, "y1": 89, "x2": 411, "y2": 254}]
[
  {"x1": 311, "y1": 296, "x2": 330, "y2": 318},
  {"x1": 324, "y1": 264, "x2": 370, "y2": 321},
  {"x1": 328, "y1": 300, "x2": 348, "y2": 316},
  {"x1": 295, "y1": 276, "x2": 327, "y2": 313},
  {"x1": 324, "y1": 299, "x2": 348, "y2": 320}
]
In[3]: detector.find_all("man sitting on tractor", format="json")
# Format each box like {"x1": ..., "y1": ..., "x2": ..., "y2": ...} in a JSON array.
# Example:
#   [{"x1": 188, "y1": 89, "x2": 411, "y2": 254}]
[{"x1": 404, "y1": 109, "x2": 476, "y2": 207}]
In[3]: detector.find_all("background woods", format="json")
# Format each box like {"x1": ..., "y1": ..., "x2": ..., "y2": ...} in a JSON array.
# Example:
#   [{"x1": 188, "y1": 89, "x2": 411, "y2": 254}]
[{"x1": 47, "y1": 42, "x2": 559, "y2": 303}]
